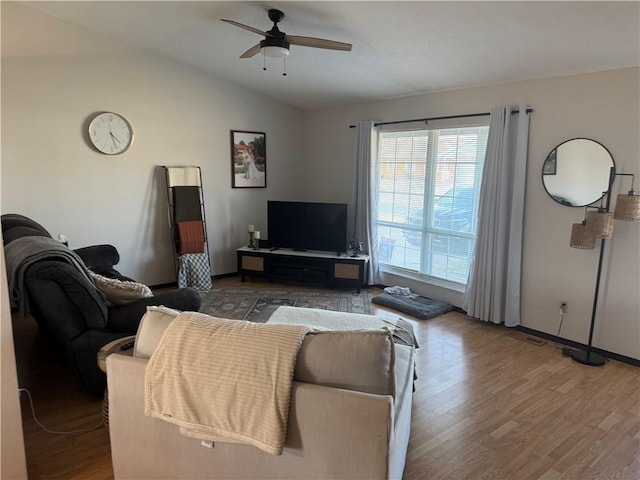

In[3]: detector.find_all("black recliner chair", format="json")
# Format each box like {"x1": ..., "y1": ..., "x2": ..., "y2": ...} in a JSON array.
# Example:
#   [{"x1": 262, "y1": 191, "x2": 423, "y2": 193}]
[{"x1": 2, "y1": 213, "x2": 202, "y2": 395}]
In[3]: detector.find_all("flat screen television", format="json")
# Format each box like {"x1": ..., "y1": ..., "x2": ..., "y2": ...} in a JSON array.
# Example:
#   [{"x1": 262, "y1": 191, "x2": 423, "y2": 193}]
[{"x1": 268, "y1": 201, "x2": 348, "y2": 254}]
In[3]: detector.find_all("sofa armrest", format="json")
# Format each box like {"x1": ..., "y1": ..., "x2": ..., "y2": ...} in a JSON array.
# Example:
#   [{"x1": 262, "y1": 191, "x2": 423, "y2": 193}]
[
  {"x1": 106, "y1": 288, "x2": 201, "y2": 331},
  {"x1": 74, "y1": 244, "x2": 121, "y2": 274}
]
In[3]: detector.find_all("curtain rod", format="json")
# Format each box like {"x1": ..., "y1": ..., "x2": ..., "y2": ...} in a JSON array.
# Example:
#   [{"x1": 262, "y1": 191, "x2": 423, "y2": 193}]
[{"x1": 348, "y1": 107, "x2": 533, "y2": 128}]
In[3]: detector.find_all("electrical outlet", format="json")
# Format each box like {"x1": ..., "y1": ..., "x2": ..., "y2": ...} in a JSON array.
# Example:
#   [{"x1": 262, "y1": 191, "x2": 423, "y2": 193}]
[{"x1": 560, "y1": 302, "x2": 568, "y2": 314}]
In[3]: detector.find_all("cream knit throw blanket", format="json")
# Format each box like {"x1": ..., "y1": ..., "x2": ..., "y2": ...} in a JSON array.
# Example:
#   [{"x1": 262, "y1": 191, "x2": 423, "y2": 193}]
[{"x1": 144, "y1": 312, "x2": 310, "y2": 455}]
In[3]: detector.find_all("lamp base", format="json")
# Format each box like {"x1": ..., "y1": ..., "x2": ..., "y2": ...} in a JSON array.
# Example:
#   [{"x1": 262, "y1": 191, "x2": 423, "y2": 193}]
[{"x1": 570, "y1": 349, "x2": 606, "y2": 366}]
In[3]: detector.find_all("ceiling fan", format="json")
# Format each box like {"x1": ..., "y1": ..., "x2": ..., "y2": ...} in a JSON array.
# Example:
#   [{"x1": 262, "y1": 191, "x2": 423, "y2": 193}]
[{"x1": 221, "y1": 9, "x2": 352, "y2": 61}]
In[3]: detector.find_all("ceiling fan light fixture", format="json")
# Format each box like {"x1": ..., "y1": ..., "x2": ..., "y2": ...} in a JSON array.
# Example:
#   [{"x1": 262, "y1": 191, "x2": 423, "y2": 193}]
[
  {"x1": 223, "y1": 8, "x2": 351, "y2": 65},
  {"x1": 262, "y1": 45, "x2": 289, "y2": 58}
]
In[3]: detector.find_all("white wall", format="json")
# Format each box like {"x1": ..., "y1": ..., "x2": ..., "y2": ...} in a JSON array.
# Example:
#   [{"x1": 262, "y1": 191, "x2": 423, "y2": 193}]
[
  {"x1": 1, "y1": 4, "x2": 304, "y2": 285},
  {"x1": 301, "y1": 68, "x2": 640, "y2": 360}
]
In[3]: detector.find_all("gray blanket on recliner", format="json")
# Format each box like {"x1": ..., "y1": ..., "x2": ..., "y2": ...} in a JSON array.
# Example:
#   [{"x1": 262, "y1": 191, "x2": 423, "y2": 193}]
[{"x1": 5, "y1": 236, "x2": 102, "y2": 317}]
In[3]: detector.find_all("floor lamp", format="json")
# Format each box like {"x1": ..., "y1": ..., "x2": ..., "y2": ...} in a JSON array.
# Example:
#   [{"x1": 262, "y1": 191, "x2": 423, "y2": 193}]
[{"x1": 569, "y1": 168, "x2": 640, "y2": 366}]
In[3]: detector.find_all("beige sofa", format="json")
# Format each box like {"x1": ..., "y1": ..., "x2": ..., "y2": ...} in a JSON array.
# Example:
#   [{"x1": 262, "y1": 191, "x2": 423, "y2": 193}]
[{"x1": 106, "y1": 306, "x2": 415, "y2": 479}]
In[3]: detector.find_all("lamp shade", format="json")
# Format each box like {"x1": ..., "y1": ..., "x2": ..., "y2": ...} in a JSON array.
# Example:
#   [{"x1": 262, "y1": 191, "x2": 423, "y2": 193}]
[
  {"x1": 262, "y1": 45, "x2": 290, "y2": 58},
  {"x1": 570, "y1": 223, "x2": 596, "y2": 249},
  {"x1": 586, "y1": 211, "x2": 614, "y2": 239},
  {"x1": 613, "y1": 191, "x2": 640, "y2": 222}
]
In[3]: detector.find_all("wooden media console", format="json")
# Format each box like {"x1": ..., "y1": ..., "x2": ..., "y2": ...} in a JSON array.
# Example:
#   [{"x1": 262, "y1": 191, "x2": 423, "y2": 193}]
[{"x1": 237, "y1": 246, "x2": 369, "y2": 292}]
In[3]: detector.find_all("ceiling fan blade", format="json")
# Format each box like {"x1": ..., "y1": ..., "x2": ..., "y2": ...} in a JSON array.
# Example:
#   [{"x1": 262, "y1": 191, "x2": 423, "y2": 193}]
[
  {"x1": 287, "y1": 35, "x2": 352, "y2": 51},
  {"x1": 220, "y1": 19, "x2": 274, "y2": 38},
  {"x1": 240, "y1": 43, "x2": 262, "y2": 59}
]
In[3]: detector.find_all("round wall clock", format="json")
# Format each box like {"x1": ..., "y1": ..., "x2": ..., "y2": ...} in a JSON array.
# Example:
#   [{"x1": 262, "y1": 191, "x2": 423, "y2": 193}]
[{"x1": 88, "y1": 112, "x2": 134, "y2": 155}]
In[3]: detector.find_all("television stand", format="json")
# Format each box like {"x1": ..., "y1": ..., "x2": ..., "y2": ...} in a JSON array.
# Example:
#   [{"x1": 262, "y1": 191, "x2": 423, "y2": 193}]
[{"x1": 237, "y1": 246, "x2": 369, "y2": 292}]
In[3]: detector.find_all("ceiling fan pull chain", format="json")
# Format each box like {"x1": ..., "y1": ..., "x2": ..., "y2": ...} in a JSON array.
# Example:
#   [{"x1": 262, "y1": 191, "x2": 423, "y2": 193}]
[
  {"x1": 283, "y1": 57, "x2": 287, "y2": 76},
  {"x1": 263, "y1": 51, "x2": 267, "y2": 71}
]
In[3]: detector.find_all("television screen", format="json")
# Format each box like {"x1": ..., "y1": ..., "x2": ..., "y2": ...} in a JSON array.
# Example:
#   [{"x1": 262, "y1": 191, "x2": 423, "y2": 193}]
[{"x1": 268, "y1": 201, "x2": 348, "y2": 254}]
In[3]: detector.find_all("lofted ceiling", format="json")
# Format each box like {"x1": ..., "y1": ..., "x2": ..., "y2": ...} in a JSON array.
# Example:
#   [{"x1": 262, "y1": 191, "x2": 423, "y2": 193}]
[{"x1": 5, "y1": 1, "x2": 640, "y2": 110}]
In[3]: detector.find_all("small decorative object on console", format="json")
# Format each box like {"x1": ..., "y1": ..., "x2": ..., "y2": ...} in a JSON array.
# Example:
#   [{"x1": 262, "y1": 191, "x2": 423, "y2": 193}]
[
  {"x1": 248, "y1": 225, "x2": 260, "y2": 249},
  {"x1": 347, "y1": 239, "x2": 364, "y2": 257}
]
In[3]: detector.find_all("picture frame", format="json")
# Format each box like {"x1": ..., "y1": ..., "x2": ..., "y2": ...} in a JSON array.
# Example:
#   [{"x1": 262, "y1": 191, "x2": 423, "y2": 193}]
[
  {"x1": 231, "y1": 130, "x2": 267, "y2": 188},
  {"x1": 543, "y1": 149, "x2": 557, "y2": 175}
]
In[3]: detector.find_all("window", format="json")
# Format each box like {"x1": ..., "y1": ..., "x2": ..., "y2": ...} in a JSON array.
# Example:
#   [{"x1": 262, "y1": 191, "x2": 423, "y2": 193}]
[{"x1": 375, "y1": 124, "x2": 489, "y2": 284}]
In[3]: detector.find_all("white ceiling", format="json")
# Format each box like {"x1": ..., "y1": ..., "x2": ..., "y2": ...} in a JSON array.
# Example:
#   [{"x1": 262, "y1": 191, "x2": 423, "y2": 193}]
[{"x1": 8, "y1": 1, "x2": 640, "y2": 110}]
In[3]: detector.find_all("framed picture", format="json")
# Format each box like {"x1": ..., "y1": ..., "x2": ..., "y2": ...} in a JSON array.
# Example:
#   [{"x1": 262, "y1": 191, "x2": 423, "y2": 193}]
[
  {"x1": 231, "y1": 130, "x2": 267, "y2": 188},
  {"x1": 543, "y1": 149, "x2": 557, "y2": 175}
]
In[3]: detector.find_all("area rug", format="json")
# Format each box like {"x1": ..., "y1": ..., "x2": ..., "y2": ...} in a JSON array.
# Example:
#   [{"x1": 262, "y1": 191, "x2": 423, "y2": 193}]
[
  {"x1": 199, "y1": 287, "x2": 372, "y2": 322},
  {"x1": 371, "y1": 293, "x2": 454, "y2": 320}
]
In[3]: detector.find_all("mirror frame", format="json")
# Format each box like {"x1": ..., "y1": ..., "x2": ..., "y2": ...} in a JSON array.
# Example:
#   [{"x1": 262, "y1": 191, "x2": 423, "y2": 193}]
[{"x1": 541, "y1": 137, "x2": 615, "y2": 207}]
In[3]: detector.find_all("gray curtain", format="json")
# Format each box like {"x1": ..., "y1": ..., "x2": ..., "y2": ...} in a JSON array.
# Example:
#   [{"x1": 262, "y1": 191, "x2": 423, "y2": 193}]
[
  {"x1": 352, "y1": 120, "x2": 379, "y2": 285},
  {"x1": 464, "y1": 105, "x2": 531, "y2": 326}
]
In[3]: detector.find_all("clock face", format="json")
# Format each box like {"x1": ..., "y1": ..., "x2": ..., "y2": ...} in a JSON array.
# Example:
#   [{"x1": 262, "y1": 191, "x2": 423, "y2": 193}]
[{"x1": 88, "y1": 112, "x2": 133, "y2": 155}]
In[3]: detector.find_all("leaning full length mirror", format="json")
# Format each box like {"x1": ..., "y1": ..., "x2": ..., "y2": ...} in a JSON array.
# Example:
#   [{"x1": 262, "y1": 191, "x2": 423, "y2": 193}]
[{"x1": 542, "y1": 138, "x2": 615, "y2": 207}]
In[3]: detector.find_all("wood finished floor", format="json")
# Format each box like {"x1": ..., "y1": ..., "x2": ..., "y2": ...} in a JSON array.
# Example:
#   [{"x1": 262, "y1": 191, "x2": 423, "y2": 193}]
[{"x1": 12, "y1": 277, "x2": 640, "y2": 479}]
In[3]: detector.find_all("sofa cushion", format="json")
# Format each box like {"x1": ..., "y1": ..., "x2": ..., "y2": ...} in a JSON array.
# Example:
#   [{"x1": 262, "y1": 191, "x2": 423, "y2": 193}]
[
  {"x1": 295, "y1": 330, "x2": 395, "y2": 396},
  {"x1": 89, "y1": 271, "x2": 153, "y2": 305},
  {"x1": 134, "y1": 307, "x2": 396, "y2": 396},
  {"x1": 25, "y1": 261, "x2": 109, "y2": 330}
]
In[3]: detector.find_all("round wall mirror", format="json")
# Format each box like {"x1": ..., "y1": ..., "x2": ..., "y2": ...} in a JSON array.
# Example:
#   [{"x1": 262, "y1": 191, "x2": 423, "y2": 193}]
[{"x1": 542, "y1": 138, "x2": 614, "y2": 207}]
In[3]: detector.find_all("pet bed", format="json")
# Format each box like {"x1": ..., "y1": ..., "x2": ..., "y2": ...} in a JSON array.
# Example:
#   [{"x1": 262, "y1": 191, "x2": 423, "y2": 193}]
[{"x1": 371, "y1": 293, "x2": 454, "y2": 320}]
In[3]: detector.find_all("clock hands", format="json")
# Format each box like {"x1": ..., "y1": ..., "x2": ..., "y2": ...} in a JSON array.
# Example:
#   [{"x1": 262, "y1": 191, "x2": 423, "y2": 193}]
[{"x1": 109, "y1": 132, "x2": 121, "y2": 150}]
